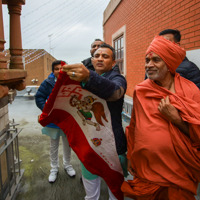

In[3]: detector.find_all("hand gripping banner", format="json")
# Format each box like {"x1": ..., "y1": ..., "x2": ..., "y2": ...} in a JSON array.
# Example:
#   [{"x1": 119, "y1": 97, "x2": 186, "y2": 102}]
[{"x1": 39, "y1": 71, "x2": 124, "y2": 200}]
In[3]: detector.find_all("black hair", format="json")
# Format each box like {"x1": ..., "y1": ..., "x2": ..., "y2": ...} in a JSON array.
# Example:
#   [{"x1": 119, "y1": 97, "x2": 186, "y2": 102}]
[
  {"x1": 159, "y1": 29, "x2": 181, "y2": 42},
  {"x1": 52, "y1": 60, "x2": 65, "y2": 72},
  {"x1": 90, "y1": 39, "x2": 103, "y2": 48},
  {"x1": 94, "y1": 39, "x2": 102, "y2": 42},
  {"x1": 99, "y1": 43, "x2": 116, "y2": 60}
]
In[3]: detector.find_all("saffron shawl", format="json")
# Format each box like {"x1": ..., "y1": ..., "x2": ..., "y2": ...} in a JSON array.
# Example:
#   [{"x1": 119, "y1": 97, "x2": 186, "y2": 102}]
[{"x1": 122, "y1": 73, "x2": 200, "y2": 199}]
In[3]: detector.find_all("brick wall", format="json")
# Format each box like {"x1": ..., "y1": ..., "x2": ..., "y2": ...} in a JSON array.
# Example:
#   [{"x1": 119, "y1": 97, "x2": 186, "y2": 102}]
[
  {"x1": 103, "y1": 0, "x2": 200, "y2": 97},
  {"x1": 24, "y1": 50, "x2": 55, "y2": 86}
]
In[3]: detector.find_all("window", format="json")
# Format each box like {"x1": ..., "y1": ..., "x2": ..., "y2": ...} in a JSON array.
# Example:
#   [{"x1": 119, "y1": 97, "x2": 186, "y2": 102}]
[
  {"x1": 114, "y1": 35, "x2": 124, "y2": 74},
  {"x1": 112, "y1": 25, "x2": 126, "y2": 75}
]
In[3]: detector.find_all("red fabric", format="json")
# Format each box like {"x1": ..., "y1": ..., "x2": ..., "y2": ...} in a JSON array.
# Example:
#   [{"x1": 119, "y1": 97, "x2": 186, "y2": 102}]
[
  {"x1": 122, "y1": 73, "x2": 200, "y2": 199},
  {"x1": 146, "y1": 36, "x2": 186, "y2": 74},
  {"x1": 60, "y1": 61, "x2": 66, "y2": 66},
  {"x1": 39, "y1": 71, "x2": 124, "y2": 200}
]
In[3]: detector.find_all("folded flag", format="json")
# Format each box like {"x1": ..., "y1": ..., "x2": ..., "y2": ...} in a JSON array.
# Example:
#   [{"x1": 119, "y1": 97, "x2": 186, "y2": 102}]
[{"x1": 39, "y1": 70, "x2": 124, "y2": 200}]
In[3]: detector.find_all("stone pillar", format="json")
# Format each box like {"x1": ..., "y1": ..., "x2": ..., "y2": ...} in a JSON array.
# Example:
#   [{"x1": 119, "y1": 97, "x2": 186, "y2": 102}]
[
  {"x1": 8, "y1": 2, "x2": 23, "y2": 69},
  {"x1": 0, "y1": 1, "x2": 7, "y2": 69}
]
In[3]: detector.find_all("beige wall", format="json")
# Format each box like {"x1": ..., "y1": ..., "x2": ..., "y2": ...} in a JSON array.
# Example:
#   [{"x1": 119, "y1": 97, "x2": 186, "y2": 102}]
[{"x1": 20, "y1": 49, "x2": 55, "y2": 86}]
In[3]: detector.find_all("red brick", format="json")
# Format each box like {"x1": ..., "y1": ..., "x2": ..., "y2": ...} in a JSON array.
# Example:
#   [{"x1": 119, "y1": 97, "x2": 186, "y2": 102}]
[
  {"x1": 181, "y1": 0, "x2": 193, "y2": 7},
  {"x1": 195, "y1": 40, "x2": 200, "y2": 47},
  {"x1": 183, "y1": 11, "x2": 194, "y2": 19},
  {"x1": 184, "y1": 1, "x2": 196, "y2": 9},
  {"x1": 184, "y1": 42, "x2": 195, "y2": 49},
  {"x1": 190, "y1": 3, "x2": 200, "y2": 11},
  {"x1": 194, "y1": 29, "x2": 200, "y2": 36},
  {"x1": 189, "y1": 35, "x2": 200, "y2": 42},
  {"x1": 189, "y1": 12, "x2": 200, "y2": 22}
]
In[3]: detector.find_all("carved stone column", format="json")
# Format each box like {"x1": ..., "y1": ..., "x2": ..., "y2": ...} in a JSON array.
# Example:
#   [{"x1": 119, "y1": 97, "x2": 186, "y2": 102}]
[
  {"x1": 0, "y1": 0, "x2": 26, "y2": 94},
  {"x1": 8, "y1": 2, "x2": 23, "y2": 69},
  {"x1": 0, "y1": 0, "x2": 7, "y2": 69}
]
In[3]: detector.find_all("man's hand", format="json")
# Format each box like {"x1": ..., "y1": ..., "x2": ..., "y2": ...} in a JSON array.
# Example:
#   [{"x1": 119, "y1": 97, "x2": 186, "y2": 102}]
[
  {"x1": 127, "y1": 159, "x2": 134, "y2": 176},
  {"x1": 158, "y1": 96, "x2": 181, "y2": 123},
  {"x1": 158, "y1": 96, "x2": 189, "y2": 136},
  {"x1": 38, "y1": 115, "x2": 41, "y2": 123},
  {"x1": 62, "y1": 63, "x2": 90, "y2": 82}
]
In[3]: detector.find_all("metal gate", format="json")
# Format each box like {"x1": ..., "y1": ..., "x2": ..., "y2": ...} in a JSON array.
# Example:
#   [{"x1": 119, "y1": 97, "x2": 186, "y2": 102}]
[{"x1": 0, "y1": 119, "x2": 24, "y2": 200}]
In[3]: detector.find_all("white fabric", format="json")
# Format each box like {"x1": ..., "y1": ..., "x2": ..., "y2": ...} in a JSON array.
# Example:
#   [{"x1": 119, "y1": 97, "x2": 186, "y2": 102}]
[
  {"x1": 53, "y1": 85, "x2": 123, "y2": 174},
  {"x1": 82, "y1": 176, "x2": 101, "y2": 200},
  {"x1": 50, "y1": 134, "x2": 71, "y2": 170},
  {"x1": 82, "y1": 176, "x2": 118, "y2": 200},
  {"x1": 108, "y1": 188, "x2": 118, "y2": 200}
]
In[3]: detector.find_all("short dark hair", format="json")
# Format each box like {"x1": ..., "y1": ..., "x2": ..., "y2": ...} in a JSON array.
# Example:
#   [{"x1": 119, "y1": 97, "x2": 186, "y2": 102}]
[
  {"x1": 159, "y1": 29, "x2": 181, "y2": 42},
  {"x1": 94, "y1": 38, "x2": 102, "y2": 42},
  {"x1": 98, "y1": 43, "x2": 116, "y2": 60},
  {"x1": 52, "y1": 60, "x2": 65, "y2": 72},
  {"x1": 91, "y1": 39, "x2": 103, "y2": 47}
]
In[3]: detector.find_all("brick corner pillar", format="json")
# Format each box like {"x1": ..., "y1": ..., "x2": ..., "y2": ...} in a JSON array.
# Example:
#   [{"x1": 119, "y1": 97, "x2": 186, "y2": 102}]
[
  {"x1": 8, "y1": 2, "x2": 23, "y2": 69},
  {"x1": 0, "y1": 0, "x2": 7, "y2": 69}
]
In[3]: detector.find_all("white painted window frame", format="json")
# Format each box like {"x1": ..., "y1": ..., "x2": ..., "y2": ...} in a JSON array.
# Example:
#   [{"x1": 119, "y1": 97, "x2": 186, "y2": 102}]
[{"x1": 112, "y1": 25, "x2": 126, "y2": 76}]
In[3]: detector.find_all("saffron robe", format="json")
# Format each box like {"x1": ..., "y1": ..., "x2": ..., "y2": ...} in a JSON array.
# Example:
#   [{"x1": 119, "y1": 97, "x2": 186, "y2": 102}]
[{"x1": 122, "y1": 73, "x2": 200, "y2": 199}]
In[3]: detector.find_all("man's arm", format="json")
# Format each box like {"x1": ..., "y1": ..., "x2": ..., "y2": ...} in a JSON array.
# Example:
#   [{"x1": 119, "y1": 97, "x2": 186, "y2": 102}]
[
  {"x1": 158, "y1": 96, "x2": 189, "y2": 137},
  {"x1": 62, "y1": 63, "x2": 127, "y2": 101},
  {"x1": 176, "y1": 58, "x2": 200, "y2": 89},
  {"x1": 84, "y1": 70, "x2": 126, "y2": 101},
  {"x1": 35, "y1": 82, "x2": 49, "y2": 111}
]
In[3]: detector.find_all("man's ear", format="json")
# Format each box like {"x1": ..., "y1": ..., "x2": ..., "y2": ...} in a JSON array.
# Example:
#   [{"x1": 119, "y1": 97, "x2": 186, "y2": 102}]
[
  {"x1": 91, "y1": 57, "x2": 94, "y2": 65},
  {"x1": 112, "y1": 60, "x2": 116, "y2": 67},
  {"x1": 90, "y1": 49, "x2": 93, "y2": 57}
]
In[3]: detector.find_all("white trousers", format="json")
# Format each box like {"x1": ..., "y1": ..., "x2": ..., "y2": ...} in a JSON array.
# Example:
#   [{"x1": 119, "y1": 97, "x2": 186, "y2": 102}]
[
  {"x1": 82, "y1": 176, "x2": 118, "y2": 200},
  {"x1": 50, "y1": 135, "x2": 71, "y2": 171}
]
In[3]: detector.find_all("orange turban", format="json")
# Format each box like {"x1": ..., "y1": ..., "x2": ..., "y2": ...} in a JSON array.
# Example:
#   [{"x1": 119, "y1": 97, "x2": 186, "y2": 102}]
[{"x1": 146, "y1": 36, "x2": 186, "y2": 74}]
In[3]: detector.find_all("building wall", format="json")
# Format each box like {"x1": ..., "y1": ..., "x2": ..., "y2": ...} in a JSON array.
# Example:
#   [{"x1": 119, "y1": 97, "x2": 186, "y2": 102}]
[
  {"x1": 24, "y1": 50, "x2": 55, "y2": 86},
  {"x1": 25, "y1": 52, "x2": 45, "y2": 86},
  {"x1": 103, "y1": 0, "x2": 200, "y2": 97}
]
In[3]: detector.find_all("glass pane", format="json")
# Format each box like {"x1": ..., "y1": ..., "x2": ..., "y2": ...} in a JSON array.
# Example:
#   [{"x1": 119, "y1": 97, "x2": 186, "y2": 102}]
[
  {"x1": 118, "y1": 50, "x2": 120, "y2": 59},
  {"x1": 121, "y1": 37, "x2": 124, "y2": 48},
  {"x1": 118, "y1": 39, "x2": 120, "y2": 49},
  {"x1": 119, "y1": 50, "x2": 122, "y2": 59},
  {"x1": 115, "y1": 50, "x2": 118, "y2": 59},
  {"x1": 121, "y1": 48, "x2": 124, "y2": 58},
  {"x1": 115, "y1": 41, "x2": 118, "y2": 49}
]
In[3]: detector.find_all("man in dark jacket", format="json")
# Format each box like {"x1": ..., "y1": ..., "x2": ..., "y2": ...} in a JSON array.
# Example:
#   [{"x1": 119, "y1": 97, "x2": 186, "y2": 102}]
[
  {"x1": 159, "y1": 29, "x2": 200, "y2": 89},
  {"x1": 35, "y1": 60, "x2": 76, "y2": 183},
  {"x1": 82, "y1": 38, "x2": 121, "y2": 74},
  {"x1": 82, "y1": 39, "x2": 104, "y2": 70},
  {"x1": 62, "y1": 43, "x2": 127, "y2": 200}
]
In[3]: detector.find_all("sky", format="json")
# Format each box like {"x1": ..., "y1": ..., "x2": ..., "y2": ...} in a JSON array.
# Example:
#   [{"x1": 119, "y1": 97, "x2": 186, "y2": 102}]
[{"x1": 2, "y1": 0, "x2": 110, "y2": 64}]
